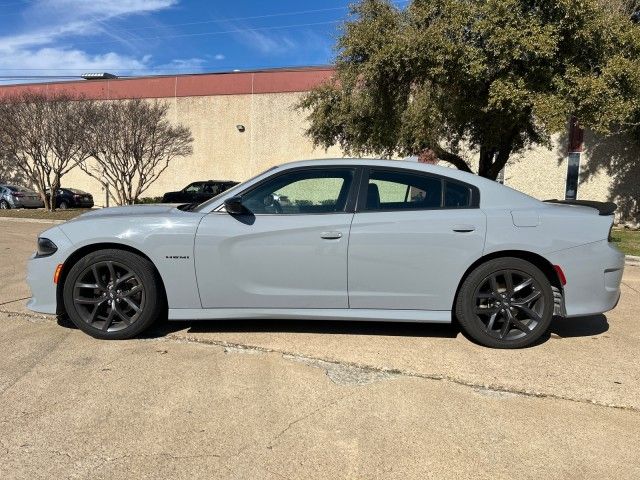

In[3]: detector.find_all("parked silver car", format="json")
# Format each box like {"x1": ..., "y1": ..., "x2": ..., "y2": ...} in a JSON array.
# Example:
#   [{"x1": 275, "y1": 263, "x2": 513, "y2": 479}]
[
  {"x1": 0, "y1": 184, "x2": 44, "y2": 209},
  {"x1": 26, "y1": 159, "x2": 624, "y2": 348}
]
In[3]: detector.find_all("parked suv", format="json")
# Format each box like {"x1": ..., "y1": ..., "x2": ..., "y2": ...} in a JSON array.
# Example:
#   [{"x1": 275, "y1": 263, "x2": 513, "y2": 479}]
[
  {"x1": 161, "y1": 180, "x2": 238, "y2": 204},
  {"x1": 0, "y1": 185, "x2": 44, "y2": 209},
  {"x1": 46, "y1": 188, "x2": 94, "y2": 209}
]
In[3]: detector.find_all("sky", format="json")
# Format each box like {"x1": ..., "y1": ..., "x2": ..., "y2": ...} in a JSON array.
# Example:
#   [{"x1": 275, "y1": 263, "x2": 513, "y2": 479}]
[{"x1": 0, "y1": 0, "x2": 406, "y2": 84}]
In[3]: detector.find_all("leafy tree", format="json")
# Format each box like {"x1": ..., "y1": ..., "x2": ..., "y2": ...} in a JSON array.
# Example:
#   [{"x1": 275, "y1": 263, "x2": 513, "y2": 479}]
[
  {"x1": 0, "y1": 92, "x2": 93, "y2": 210},
  {"x1": 299, "y1": 0, "x2": 640, "y2": 179},
  {"x1": 81, "y1": 99, "x2": 193, "y2": 205}
]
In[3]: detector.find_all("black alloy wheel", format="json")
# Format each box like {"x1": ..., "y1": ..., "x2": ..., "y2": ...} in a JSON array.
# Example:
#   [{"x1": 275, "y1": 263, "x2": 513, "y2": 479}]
[
  {"x1": 63, "y1": 249, "x2": 164, "y2": 339},
  {"x1": 473, "y1": 270, "x2": 544, "y2": 341},
  {"x1": 456, "y1": 257, "x2": 554, "y2": 348},
  {"x1": 72, "y1": 260, "x2": 145, "y2": 333}
]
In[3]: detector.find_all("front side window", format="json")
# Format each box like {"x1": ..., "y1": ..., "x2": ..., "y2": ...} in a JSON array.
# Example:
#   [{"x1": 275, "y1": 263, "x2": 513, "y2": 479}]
[
  {"x1": 364, "y1": 170, "x2": 443, "y2": 211},
  {"x1": 241, "y1": 168, "x2": 354, "y2": 215}
]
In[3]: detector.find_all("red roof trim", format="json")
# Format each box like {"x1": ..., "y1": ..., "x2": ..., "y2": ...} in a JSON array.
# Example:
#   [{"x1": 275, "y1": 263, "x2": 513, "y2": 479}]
[{"x1": 0, "y1": 67, "x2": 335, "y2": 100}]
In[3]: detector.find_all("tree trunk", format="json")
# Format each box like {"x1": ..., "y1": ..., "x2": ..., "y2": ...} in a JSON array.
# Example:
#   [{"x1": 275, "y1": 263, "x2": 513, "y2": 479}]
[
  {"x1": 432, "y1": 147, "x2": 473, "y2": 173},
  {"x1": 478, "y1": 146, "x2": 496, "y2": 179},
  {"x1": 477, "y1": 142, "x2": 513, "y2": 181}
]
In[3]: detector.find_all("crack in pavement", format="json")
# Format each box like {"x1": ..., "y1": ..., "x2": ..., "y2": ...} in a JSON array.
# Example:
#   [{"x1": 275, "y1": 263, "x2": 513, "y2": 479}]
[
  {"x1": 266, "y1": 392, "x2": 357, "y2": 450},
  {"x1": 0, "y1": 296, "x2": 31, "y2": 307},
  {"x1": 163, "y1": 333, "x2": 640, "y2": 413},
  {"x1": 622, "y1": 281, "x2": 639, "y2": 294},
  {"x1": 2, "y1": 307, "x2": 639, "y2": 414}
]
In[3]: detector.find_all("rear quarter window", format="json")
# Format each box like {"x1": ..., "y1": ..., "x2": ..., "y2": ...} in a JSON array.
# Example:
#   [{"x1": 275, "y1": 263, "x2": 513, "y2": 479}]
[{"x1": 444, "y1": 181, "x2": 472, "y2": 208}]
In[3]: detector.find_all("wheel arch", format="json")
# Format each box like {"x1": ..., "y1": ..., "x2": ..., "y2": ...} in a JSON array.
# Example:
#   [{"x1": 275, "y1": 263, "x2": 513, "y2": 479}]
[
  {"x1": 452, "y1": 250, "x2": 564, "y2": 318},
  {"x1": 56, "y1": 242, "x2": 168, "y2": 316}
]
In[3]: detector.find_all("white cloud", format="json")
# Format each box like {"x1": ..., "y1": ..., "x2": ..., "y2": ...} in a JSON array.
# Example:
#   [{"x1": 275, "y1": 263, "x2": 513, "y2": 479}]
[
  {"x1": 214, "y1": 54, "x2": 225, "y2": 61},
  {"x1": 0, "y1": 47, "x2": 148, "y2": 73},
  {"x1": 0, "y1": 0, "x2": 186, "y2": 81},
  {"x1": 234, "y1": 29, "x2": 297, "y2": 55}
]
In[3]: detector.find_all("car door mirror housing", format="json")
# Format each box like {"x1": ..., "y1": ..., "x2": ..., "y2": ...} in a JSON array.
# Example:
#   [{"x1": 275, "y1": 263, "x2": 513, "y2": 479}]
[{"x1": 224, "y1": 196, "x2": 245, "y2": 215}]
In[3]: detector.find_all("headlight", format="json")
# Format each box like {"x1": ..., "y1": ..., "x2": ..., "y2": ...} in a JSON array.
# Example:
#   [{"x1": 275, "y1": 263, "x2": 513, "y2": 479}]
[{"x1": 36, "y1": 238, "x2": 58, "y2": 257}]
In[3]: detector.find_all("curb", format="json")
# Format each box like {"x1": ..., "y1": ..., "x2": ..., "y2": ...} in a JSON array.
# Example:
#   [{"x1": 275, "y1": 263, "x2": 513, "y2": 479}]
[
  {"x1": 626, "y1": 255, "x2": 640, "y2": 267},
  {"x1": 0, "y1": 217, "x2": 65, "y2": 225}
]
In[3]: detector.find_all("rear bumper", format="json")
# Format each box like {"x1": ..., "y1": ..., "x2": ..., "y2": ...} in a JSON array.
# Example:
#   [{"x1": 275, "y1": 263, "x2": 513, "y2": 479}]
[
  {"x1": 546, "y1": 240, "x2": 625, "y2": 317},
  {"x1": 13, "y1": 199, "x2": 44, "y2": 208}
]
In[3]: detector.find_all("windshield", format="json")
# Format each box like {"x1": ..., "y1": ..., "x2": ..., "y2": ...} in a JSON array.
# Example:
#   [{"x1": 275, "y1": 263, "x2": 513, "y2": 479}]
[{"x1": 193, "y1": 166, "x2": 278, "y2": 212}]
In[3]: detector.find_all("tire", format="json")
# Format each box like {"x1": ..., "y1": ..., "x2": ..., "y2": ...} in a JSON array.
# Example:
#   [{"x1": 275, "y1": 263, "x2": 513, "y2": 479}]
[
  {"x1": 63, "y1": 249, "x2": 164, "y2": 339},
  {"x1": 455, "y1": 257, "x2": 554, "y2": 349},
  {"x1": 59, "y1": 201, "x2": 69, "y2": 209},
  {"x1": 0, "y1": 200, "x2": 10, "y2": 209}
]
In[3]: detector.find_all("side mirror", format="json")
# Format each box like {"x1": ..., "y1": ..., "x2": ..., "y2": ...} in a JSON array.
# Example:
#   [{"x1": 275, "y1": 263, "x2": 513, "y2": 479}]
[{"x1": 224, "y1": 196, "x2": 245, "y2": 215}]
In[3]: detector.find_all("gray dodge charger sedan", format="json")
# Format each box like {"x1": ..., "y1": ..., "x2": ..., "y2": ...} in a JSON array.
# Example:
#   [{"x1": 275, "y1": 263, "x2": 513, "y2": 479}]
[{"x1": 26, "y1": 159, "x2": 624, "y2": 348}]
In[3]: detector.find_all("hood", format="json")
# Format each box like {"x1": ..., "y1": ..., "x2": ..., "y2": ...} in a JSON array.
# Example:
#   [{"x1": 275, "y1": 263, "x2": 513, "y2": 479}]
[{"x1": 67, "y1": 204, "x2": 186, "y2": 221}]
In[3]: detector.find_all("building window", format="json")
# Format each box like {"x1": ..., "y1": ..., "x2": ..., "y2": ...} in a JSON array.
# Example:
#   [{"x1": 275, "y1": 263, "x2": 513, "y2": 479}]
[{"x1": 565, "y1": 152, "x2": 581, "y2": 200}]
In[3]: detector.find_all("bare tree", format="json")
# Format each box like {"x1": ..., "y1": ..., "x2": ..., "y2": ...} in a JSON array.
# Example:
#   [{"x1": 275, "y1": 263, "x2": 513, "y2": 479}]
[
  {"x1": 81, "y1": 99, "x2": 193, "y2": 205},
  {"x1": 0, "y1": 92, "x2": 93, "y2": 210}
]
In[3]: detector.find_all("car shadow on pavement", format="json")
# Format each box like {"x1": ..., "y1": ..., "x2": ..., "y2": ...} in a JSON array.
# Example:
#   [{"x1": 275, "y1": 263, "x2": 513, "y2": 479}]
[
  {"x1": 140, "y1": 318, "x2": 462, "y2": 340},
  {"x1": 547, "y1": 314, "x2": 609, "y2": 338},
  {"x1": 56, "y1": 313, "x2": 610, "y2": 344}
]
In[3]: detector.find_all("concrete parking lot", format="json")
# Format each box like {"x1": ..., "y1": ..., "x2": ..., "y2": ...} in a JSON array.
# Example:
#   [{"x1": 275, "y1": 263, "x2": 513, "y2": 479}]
[{"x1": 0, "y1": 218, "x2": 639, "y2": 479}]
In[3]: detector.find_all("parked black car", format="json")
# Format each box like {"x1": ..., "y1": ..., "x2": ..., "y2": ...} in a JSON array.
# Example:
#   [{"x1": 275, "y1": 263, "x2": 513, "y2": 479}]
[
  {"x1": 161, "y1": 180, "x2": 238, "y2": 204},
  {"x1": 46, "y1": 188, "x2": 94, "y2": 209}
]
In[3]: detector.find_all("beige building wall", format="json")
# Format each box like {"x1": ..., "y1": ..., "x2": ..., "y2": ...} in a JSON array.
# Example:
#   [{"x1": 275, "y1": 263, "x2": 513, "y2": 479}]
[
  {"x1": 64, "y1": 91, "x2": 620, "y2": 211},
  {"x1": 64, "y1": 92, "x2": 344, "y2": 206}
]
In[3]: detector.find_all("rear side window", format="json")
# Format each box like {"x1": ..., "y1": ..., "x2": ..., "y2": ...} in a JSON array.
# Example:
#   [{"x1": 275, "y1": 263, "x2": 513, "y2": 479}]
[{"x1": 364, "y1": 170, "x2": 442, "y2": 211}]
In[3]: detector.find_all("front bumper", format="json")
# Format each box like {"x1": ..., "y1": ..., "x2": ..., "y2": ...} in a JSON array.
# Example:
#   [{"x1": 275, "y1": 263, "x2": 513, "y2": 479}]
[
  {"x1": 546, "y1": 240, "x2": 625, "y2": 317},
  {"x1": 26, "y1": 227, "x2": 73, "y2": 315}
]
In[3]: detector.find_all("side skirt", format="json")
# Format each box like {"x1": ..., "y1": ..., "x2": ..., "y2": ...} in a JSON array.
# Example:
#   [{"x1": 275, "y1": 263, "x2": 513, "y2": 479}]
[{"x1": 168, "y1": 308, "x2": 452, "y2": 323}]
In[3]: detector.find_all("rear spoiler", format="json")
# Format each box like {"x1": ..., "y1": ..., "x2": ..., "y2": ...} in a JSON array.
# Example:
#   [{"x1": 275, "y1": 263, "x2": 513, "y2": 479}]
[{"x1": 543, "y1": 199, "x2": 617, "y2": 216}]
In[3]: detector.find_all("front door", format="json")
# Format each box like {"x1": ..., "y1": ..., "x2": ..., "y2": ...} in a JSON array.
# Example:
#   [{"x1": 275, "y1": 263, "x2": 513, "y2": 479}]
[
  {"x1": 195, "y1": 167, "x2": 357, "y2": 309},
  {"x1": 348, "y1": 168, "x2": 487, "y2": 311}
]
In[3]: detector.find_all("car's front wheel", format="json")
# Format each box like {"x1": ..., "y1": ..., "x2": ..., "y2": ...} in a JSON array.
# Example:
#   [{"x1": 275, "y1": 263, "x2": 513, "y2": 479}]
[
  {"x1": 0, "y1": 200, "x2": 10, "y2": 209},
  {"x1": 63, "y1": 249, "x2": 164, "y2": 339},
  {"x1": 455, "y1": 257, "x2": 554, "y2": 348}
]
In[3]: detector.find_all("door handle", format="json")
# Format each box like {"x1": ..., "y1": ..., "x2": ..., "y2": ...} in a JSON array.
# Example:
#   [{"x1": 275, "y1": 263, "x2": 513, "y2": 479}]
[
  {"x1": 452, "y1": 225, "x2": 476, "y2": 233},
  {"x1": 320, "y1": 231, "x2": 342, "y2": 240}
]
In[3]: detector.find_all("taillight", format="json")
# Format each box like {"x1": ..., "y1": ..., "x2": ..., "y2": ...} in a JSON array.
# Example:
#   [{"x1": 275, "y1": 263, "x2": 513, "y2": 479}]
[{"x1": 553, "y1": 265, "x2": 567, "y2": 286}]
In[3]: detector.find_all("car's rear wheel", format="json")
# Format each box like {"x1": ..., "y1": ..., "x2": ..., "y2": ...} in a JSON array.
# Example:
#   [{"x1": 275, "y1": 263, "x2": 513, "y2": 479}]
[
  {"x1": 455, "y1": 257, "x2": 554, "y2": 348},
  {"x1": 0, "y1": 200, "x2": 10, "y2": 209},
  {"x1": 63, "y1": 249, "x2": 164, "y2": 339}
]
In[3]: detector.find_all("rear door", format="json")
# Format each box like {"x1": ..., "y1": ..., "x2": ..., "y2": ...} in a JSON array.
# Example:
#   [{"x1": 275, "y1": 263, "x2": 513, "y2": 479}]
[{"x1": 348, "y1": 168, "x2": 486, "y2": 311}]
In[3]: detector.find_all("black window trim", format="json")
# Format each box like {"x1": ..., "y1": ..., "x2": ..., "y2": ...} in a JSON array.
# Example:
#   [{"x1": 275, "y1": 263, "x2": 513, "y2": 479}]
[
  {"x1": 224, "y1": 165, "x2": 363, "y2": 216},
  {"x1": 355, "y1": 167, "x2": 480, "y2": 212}
]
